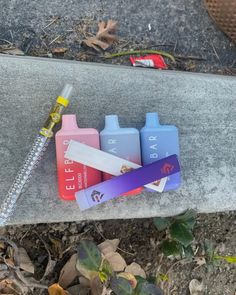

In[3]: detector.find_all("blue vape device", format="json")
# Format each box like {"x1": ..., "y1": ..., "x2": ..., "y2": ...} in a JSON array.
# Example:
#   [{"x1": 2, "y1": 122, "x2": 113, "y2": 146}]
[
  {"x1": 100, "y1": 114, "x2": 142, "y2": 195},
  {"x1": 140, "y1": 112, "x2": 181, "y2": 191}
]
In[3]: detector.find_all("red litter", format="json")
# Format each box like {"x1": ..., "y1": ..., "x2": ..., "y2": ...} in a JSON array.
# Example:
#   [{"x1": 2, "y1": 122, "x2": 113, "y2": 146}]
[{"x1": 130, "y1": 54, "x2": 167, "y2": 69}]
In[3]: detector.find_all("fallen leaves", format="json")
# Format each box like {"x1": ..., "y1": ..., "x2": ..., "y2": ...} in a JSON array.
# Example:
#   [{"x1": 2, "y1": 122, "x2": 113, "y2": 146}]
[
  {"x1": 98, "y1": 239, "x2": 126, "y2": 272},
  {"x1": 104, "y1": 252, "x2": 126, "y2": 272},
  {"x1": 49, "y1": 236, "x2": 64, "y2": 259},
  {"x1": 0, "y1": 48, "x2": 25, "y2": 55},
  {"x1": 59, "y1": 254, "x2": 79, "y2": 289},
  {"x1": 189, "y1": 279, "x2": 204, "y2": 295},
  {"x1": 117, "y1": 272, "x2": 137, "y2": 289},
  {"x1": 83, "y1": 20, "x2": 118, "y2": 51},
  {"x1": 125, "y1": 262, "x2": 146, "y2": 279},
  {"x1": 98, "y1": 239, "x2": 119, "y2": 255},
  {"x1": 0, "y1": 279, "x2": 17, "y2": 294},
  {"x1": 48, "y1": 283, "x2": 69, "y2": 295},
  {"x1": 52, "y1": 48, "x2": 68, "y2": 55},
  {"x1": 194, "y1": 257, "x2": 206, "y2": 269},
  {"x1": 0, "y1": 236, "x2": 47, "y2": 295},
  {"x1": 18, "y1": 247, "x2": 34, "y2": 274}
]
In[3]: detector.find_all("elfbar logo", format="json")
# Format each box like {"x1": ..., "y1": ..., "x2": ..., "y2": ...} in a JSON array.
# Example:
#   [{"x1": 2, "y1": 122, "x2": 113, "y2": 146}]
[
  {"x1": 91, "y1": 190, "x2": 104, "y2": 203},
  {"x1": 161, "y1": 163, "x2": 174, "y2": 174}
]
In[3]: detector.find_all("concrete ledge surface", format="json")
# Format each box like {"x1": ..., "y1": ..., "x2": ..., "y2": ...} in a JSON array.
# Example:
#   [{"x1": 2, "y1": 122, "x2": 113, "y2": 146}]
[{"x1": 0, "y1": 55, "x2": 236, "y2": 225}]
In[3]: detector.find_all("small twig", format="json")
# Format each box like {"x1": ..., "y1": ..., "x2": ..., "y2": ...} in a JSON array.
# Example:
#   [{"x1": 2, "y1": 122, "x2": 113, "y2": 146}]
[
  {"x1": 174, "y1": 54, "x2": 206, "y2": 61},
  {"x1": 94, "y1": 222, "x2": 106, "y2": 240},
  {"x1": 43, "y1": 16, "x2": 59, "y2": 30},
  {"x1": 105, "y1": 50, "x2": 176, "y2": 63},
  {"x1": 62, "y1": 226, "x2": 93, "y2": 255},
  {"x1": 20, "y1": 227, "x2": 32, "y2": 244},
  {"x1": 49, "y1": 35, "x2": 61, "y2": 45},
  {"x1": 211, "y1": 43, "x2": 220, "y2": 62},
  {"x1": 156, "y1": 254, "x2": 164, "y2": 272},
  {"x1": 93, "y1": 222, "x2": 135, "y2": 256},
  {"x1": 0, "y1": 38, "x2": 13, "y2": 45},
  {"x1": 231, "y1": 59, "x2": 236, "y2": 68},
  {"x1": 173, "y1": 40, "x2": 178, "y2": 53},
  {"x1": 15, "y1": 268, "x2": 48, "y2": 289},
  {"x1": 33, "y1": 230, "x2": 54, "y2": 280},
  {"x1": 117, "y1": 246, "x2": 136, "y2": 257},
  {"x1": 9, "y1": 30, "x2": 14, "y2": 42}
]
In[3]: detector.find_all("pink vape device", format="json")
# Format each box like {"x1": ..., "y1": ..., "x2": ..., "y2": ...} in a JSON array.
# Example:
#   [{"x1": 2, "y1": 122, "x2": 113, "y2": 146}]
[{"x1": 55, "y1": 114, "x2": 101, "y2": 200}]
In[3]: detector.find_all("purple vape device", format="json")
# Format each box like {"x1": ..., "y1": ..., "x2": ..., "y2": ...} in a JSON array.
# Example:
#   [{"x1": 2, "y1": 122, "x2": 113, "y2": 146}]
[{"x1": 76, "y1": 154, "x2": 180, "y2": 210}]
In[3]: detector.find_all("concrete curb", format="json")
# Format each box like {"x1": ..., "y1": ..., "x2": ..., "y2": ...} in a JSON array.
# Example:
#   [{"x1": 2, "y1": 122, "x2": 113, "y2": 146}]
[{"x1": 0, "y1": 54, "x2": 235, "y2": 225}]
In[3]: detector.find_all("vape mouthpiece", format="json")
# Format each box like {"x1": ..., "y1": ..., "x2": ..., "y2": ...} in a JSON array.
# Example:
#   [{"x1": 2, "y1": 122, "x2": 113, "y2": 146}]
[{"x1": 61, "y1": 84, "x2": 73, "y2": 100}]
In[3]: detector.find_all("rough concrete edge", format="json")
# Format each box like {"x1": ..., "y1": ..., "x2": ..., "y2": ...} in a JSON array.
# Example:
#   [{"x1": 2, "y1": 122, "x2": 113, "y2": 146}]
[
  {"x1": 1, "y1": 54, "x2": 235, "y2": 81},
  {"x1": 6, "y1": 208, "x2": 234, "y2": 226}
]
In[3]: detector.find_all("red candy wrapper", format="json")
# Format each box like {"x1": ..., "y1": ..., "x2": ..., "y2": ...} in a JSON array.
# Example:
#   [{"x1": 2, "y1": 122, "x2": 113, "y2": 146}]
[{"x1": 130, "y1": 54, "x2": 167, "y2": 69}]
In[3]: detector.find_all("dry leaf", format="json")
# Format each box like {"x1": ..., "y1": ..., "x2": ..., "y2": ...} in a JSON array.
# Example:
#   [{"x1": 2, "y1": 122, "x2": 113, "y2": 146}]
[
  {"x1": 2, "y1": 48, "x2": 24, "y2": 55},
  {"x1": 0, "y1": 241, "x2": 6, "y2": 250},
  {"x1": 101, "y1": 287, "x2": 112, "y2": 295},
  {"x1": 189, "y1": 279, "x2": 204, "y2": 295},
  {"x1": 90, "y1": 275, "x2": 104, "y2": 295},
  {"x1": 118, "y1": 272, "x2": 137, "y2": 289},
  {"x1": 48, "y1": 283, "x2": 69, "y2": 295},
  {"x1": 76, "y1": 260, "x2": 99, "y2": 281},
  {"x1": 59, "y1": 254, "x2": 79, "y2": 289},
  {"x1": 49, "y1": 236, "x2": 63, "y2": 258},
  {"x1": 52, "y1": 48, "x2": 68, "y2": 54},
  {"x1": 194, "y1": 257, "x2": 206, "y2": 268},
  {"x1": 5, "y1": 258, "x2": 15, "y2": 268},
  {"x1": 0, "y1": 264, "x2": 9, "y2": 280},
  {"x1": 98, "y1": 239, "x2": 120, "y2": 255},
  {"x1": 104, "y1": 252, "x2": 126, "y2": 272},
  {"x1": 79, "y1": 277, "x2": 91, "y2": 287},
  {"x1": 83, "y1": 19, "x2": 118, "y2": 51},
  {"x1": 18, "y1": 247, "x2": 34, "y2": 274},
  {"x1": 0, "y1": 278, "x2": 23, "y2": 295},
  {"x1": 125, "y1": 262, "x2": 146, "y2": 279}
]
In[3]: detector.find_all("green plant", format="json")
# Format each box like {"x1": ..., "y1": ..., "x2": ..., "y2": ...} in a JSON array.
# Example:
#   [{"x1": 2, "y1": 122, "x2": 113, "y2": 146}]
[
  {"x1": 203, "y1": 240, "x2": 236, "y2": 270},
  {"x1": 76, "y1": 239, "x2": 164, "y2": 295},
  {"x1": 153, "y1": 211, "x2": 236, "y2": 271},
  {"x1": 154, "y1": 210, "x2": 196, "y2": 258}
]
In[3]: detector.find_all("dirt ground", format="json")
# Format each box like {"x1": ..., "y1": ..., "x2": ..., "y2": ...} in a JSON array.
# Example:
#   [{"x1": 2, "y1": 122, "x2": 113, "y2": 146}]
[
  {"x1": 1, "y1": 212, "x2": 235, "y2": 295},
  {"x1": 0, "y1": 2, "x2": 236, "y2": 294}
]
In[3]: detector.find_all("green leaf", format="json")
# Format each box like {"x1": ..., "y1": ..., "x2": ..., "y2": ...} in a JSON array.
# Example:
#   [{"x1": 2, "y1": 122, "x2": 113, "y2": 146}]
[
  {"x1": 145, "y1": 276, "x2": 156, "y2": 285},
  {"x1": 153, "y1": 217, "x2": 171, "y2": 231},
  {"x1": 183, "y1": 217, "x2": 196, "y2": 230},
  {"x1": 160, "y1": 240, "x2": 182, "y2": 257},
  {"x1": 174, "y1": 210, "x2": 197, "y2": 230},
  {"x1": 174, "y1": 209, "x2": 196, "y2": 222},
  {"x1": 170, "y1": 222, "x2": 194, "y2": 247},
  {"x1": 101, "y1": 259, "x2": 113, "y2": 277},
  {"x1": 214, "y1": 255, "x2": 236, "y2": 264},
  {"x1": 135, "y1": 276, "x2": 146, "y2": 283},
  {"x1": 183, "y1": 245, "x2": 194, "y2": 259},
  {"x1": 156, "y1": 273, "x2": 169, "y2": 283},
  {"x1": 136, "y1": 281, "x2": 163, "y2": 295},
  {"x1": 77, "y1": 240, "x2": 102, "y2": 271},
  {"x1": 110, "y1": 276, "x2": 133, "y2": 295},
  {"x1": 204, "y1": 240, "x2": 215, "y2": 263},
  {"x1": 98, "y1": 271, "x2": 108, "y2": 282}
]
